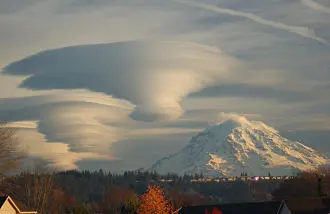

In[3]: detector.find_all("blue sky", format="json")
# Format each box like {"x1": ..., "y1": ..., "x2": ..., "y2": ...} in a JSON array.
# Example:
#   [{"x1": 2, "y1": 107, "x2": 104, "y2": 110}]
[{"x1": 0, "y1": 0, "x2": 330, "y2": 171}]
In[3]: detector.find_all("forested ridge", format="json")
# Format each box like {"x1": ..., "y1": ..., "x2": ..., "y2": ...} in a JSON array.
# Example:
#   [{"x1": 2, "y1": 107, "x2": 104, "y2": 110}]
[{"x1": 54, "y1": 169, "x2": 281, "y2": 204}]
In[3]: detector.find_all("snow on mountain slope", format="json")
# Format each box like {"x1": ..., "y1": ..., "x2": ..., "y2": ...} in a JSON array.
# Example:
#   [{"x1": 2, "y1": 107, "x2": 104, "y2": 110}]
[{"x1": 151, "y1": 114, "x2": 328, "y2": 177}]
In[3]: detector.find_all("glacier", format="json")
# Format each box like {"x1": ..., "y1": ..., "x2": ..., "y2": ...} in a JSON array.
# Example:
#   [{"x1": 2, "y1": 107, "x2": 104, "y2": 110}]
[{"x1": 151, "y1": 114, "x2": 328, "y2": 177}]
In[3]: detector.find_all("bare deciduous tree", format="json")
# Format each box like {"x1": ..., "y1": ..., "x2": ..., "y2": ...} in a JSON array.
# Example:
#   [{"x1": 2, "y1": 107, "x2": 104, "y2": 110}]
[
  {"x1": 0, "y1": 121, "x2": 54, "y2": 213},
  {"x1": 0, "y1": 121, "x2": 23, "y2": 177},
  {"x1": 1, "y1": 165, "x2": 55, "y2": 214},
  {"x1": 22, "y1": 165, "x2": 54, "y2": 214}
]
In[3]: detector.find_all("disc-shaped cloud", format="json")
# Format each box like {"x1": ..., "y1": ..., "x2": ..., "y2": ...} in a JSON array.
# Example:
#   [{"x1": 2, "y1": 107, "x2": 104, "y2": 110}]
[
  {"x1": 0, "y1": 91, "x2": 133, "y2": 170},
  {"x1": 0, "y1": 91, "x2": 134, "y2": 153},
  {"x1": 4, "y1": 41, "x2": 239, "y2": 121}
]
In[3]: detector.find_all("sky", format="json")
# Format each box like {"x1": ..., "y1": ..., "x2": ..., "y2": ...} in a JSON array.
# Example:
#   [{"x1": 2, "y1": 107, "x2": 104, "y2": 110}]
[{"x1": 0, "y1": 0, "x2": 330, "y2": 172}]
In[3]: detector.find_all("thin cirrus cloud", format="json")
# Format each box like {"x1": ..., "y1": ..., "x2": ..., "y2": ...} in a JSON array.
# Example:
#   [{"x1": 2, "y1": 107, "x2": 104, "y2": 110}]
[
  {"x1": 175, "y1": 0, "x2": 330, "y2": 45},
  {"x1": 3, "y1": 41, "x2": 242, "y2": 122},
  {"x1": 188, "y1": 83, "x2": 313, "y2": 103},
  {"x1": 301, "y1": 0, "x2": 330, "y2": 14}
]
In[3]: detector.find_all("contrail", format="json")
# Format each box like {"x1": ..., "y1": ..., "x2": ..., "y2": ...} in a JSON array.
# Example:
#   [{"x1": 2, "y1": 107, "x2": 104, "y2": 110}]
[
  {"x1": 301, "y1": 0, "x2": 330, "y2": 14},
  {"x1": 176, "y1": 0, "x2": 330, "y2": 45}
]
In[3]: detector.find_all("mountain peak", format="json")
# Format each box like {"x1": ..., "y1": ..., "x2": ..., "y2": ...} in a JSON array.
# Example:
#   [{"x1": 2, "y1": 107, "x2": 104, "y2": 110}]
[
  {"x1": 203, "y1": 114, "x2": 278, "y2": 143},
  {"x1": 151, "y1": 115, "x2": 328, "y2": 177}
]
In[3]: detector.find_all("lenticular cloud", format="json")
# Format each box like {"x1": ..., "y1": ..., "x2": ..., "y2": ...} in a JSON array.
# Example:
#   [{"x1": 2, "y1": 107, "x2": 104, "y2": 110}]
[{"x1": 4, "y1": 41, "x2": 239, "y2": 121}]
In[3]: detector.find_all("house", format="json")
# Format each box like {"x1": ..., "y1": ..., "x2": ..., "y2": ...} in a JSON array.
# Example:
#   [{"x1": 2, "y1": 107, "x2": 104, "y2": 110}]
[
  {"x1": 0, "y1": 195, "x2": 37, "y2": 214},
  {"x1": 179, "y1": 200, "x2": 282, "y2": 214},
  {"x1": 179, "y1": 197, "x2": 330, "y2": 214},
  {"x1": 278, "y1": 197, "x2": 330, "y2": 214}
]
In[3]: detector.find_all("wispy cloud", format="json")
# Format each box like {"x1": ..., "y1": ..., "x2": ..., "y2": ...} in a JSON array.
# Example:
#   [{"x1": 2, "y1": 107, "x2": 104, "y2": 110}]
[
  {"x1": 301, "y1": 0, "x2": 330, "y2": 14},
  {"x1": 175, "y1": 0, "x2": 330, "y2": 45}
]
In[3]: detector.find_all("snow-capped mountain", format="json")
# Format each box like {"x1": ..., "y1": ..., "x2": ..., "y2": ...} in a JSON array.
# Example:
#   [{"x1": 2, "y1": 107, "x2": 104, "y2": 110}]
[{"x1": 151, "y1": 115, "x2": 328, "y2": 177}]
